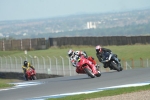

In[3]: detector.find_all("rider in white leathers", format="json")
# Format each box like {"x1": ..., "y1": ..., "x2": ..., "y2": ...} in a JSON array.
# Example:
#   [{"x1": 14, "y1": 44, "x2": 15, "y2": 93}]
[
  {"x1": 68, "y1": 49, "x2": 99, "y2": 74},
  {"x1": 68, "y1": 49, "x2": 87, "y2": 67}
]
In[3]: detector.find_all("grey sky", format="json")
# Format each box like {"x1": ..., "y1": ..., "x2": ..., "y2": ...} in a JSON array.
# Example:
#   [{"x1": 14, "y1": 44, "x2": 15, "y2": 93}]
[{"x1": 0, "y1": 0, "x2": 150, "y2": 21}]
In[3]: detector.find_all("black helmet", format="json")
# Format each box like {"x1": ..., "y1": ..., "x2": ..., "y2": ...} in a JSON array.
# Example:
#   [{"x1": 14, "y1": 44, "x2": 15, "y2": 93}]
[{"x1": 24, "y1": 61, "x2": 28, "y2": 66}]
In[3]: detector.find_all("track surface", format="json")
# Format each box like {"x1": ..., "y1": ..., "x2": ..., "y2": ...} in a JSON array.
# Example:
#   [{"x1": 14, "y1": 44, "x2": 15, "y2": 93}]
[{"x1": 0, "y1": 67, "x2": 150, "y2": 100}]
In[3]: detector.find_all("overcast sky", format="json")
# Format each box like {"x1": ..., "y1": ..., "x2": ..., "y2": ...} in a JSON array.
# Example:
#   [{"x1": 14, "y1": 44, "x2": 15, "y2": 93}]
[{"x1": 0, "y1": 0, "x2": 150, "y2": 21}]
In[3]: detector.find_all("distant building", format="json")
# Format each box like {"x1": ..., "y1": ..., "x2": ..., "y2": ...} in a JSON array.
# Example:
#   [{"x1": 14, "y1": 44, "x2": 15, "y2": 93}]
[{"x1": 87, "y1": 22, "x2": 96, "y2": 29}]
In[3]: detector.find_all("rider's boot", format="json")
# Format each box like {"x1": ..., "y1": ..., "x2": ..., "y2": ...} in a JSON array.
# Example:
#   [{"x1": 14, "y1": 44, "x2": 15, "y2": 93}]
[
  {"x1": 24, "y1": 74, "x2": 28, "y2": 81},
  {"x1": 103, "y1": 63, "x2": 107, "y2": 68},
  {"x1": 95, "y1": 64, "x2": 100, "y2": 70}
]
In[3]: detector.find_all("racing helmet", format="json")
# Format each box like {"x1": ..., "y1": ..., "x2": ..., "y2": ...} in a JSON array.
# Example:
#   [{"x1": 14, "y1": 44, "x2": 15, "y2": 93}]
[
  {"x1": 68, "y1": 49, "x2": 74, "y2": 57},
  {"x1": 24, "y1": 61, "x2": 28, "y2": 67},
  {"x1": 95, "y1": 45, "x2": 102, "y2": 53}
]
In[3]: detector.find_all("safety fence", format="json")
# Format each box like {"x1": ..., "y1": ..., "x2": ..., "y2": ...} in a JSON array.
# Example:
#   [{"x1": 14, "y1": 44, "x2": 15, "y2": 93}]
[
  {"x1": 1, "y1": 36, "x2": 150, "y2": 51},
  {"x1": 0, "y1": 56, "x2": 149, "y2": 76}
]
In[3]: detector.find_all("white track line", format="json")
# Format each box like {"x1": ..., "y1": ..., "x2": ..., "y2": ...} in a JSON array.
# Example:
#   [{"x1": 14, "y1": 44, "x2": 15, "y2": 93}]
[{"x1": 25, "y1": 81, "x2": 150, "y2": 100}]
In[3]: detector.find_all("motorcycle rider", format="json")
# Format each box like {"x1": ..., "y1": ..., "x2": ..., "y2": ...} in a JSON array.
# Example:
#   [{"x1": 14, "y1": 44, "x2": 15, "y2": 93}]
[
  {"x1": 95, "y1": 45, "x2": 118, "y2": 68},
  {"x1": 22, "y1": 61, "x2": 35, "y2": 81},
  {"x1": 68, "y1": 49, "x2": 99, "y2": 74}
]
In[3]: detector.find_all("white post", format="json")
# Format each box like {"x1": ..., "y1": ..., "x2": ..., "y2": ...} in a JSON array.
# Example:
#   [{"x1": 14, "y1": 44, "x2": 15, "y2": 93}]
[
  {"x1": 41, "y1": 56, "x2": 46, "y2": 73},
  {"x1": 36, "y1": 56, "x2": 40, "y2": 71},
  {"x1": 126, "y1": 61, "x2": 132, "y2": 69},
  {"x1": 66, "y1": 56, "x2": 71, "y2": 76},
  {"x1": 14, "y1": 56, "x2": 17, "y2": 72},
  {"x1": 47, "y1": 56, "x2": 52, "y2": 74},
  {"x1": 19, "y1": 56, "x2": 23, "y2": 70},
  {"x1": 8, "y1": 56, "x2": 12, "y2": 72},
  {"x1": 125, "y1": 62, "x2": 127, "y2": 70},
  {"x1": 53, "y1": 56, "x2": 58, "y2": 75},
  {"x1": 4, "y1": 56, "x2": 7, "y2": 72},
  {"x1": 33, "y1": 56, "x2": 38, "y2": 72},
  {"x1": 29, "y1": 55, "x2": 33, "y2": 65},
  {"x1": 60, "y1": 56, "x2": 65, "y2": 76}
]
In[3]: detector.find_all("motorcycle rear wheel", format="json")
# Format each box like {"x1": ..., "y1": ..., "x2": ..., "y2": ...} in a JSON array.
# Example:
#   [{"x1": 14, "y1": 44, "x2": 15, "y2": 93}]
[{"x1": 95, "y1": 71, "x2": 101, "y2": 77}]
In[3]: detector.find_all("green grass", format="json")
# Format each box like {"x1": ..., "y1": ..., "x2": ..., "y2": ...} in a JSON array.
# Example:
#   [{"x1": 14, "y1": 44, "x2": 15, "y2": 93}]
[
  {"x1": 0, "y1": 44, "x2": 150, "y2": 61},
  {"x1": 0, "y1": 79, "x2": 15, "y2": 89},
  {"x1": 48, "y1": 84, "x2": 150, "y2": 100}
]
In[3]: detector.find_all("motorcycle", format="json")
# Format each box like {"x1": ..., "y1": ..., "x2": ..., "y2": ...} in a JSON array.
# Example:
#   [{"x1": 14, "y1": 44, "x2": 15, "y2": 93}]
[
  {"x1": 76, "y1": 55, "x2": 101, "y2": 78},
  {"x1": 26, "y1": 67, "x2": 37, "y2": 80},
  {"x1": 102, "y1": 52, "x2": 123, "y2": 72}
]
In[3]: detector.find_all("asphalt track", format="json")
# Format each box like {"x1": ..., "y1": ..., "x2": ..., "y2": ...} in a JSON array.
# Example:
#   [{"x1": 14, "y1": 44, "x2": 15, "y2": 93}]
[{"x1": 0, "y1": 67, "x2": 150, "y2": 100}]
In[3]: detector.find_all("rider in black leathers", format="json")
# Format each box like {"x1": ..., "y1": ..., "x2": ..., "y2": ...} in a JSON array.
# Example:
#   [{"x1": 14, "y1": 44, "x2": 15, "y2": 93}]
[{"x1": 95, "y1": 45, "x2": 118, "y2": 68}]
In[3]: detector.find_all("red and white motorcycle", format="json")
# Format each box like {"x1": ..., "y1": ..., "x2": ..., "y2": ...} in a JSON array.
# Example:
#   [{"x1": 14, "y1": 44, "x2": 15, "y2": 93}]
[{"x1": 76, "y1": 55, "x2": 101, "y2": 78}]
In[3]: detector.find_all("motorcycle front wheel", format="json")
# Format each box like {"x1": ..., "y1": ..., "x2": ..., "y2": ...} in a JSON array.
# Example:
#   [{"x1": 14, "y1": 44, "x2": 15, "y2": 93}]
[
  {"x1": 84, "y1": 68, "x2": 95, "y2": 78},
  {"x1": 31, "y1": 75, "x2": 37, "y2": 80},
  {"x1": 111, "y1": 61, "x2": 120, "y2": 72}
]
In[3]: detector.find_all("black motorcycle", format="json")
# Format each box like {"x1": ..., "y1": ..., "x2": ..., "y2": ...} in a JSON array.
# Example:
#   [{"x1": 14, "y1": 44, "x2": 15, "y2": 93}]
[{"x1": 102, "y1": 52, "x2": 123, "y2": 72}]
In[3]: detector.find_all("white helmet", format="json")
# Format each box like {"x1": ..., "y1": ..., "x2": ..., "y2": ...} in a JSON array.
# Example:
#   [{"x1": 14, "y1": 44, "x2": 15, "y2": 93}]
[
  {"x1": 68, "y1": 49, "x2": 74, "y2": 57},
  {"x1": 95, "y1": 45, "x2": 102, "y2": 53}
]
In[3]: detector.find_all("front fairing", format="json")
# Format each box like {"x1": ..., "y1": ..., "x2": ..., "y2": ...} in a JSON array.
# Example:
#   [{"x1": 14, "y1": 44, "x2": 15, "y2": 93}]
[
  {"x1": 111, "y1": 55, "x2": 120, "y2": 63},
  {"x1": 77, "y1": 57, "x2": 87, "y2": 67},
  {"x1": 102, "y1": 52, "x2": 110, "y2": 61},
  {"x1": 26, "y1": 68, "x2": 36, "y2": 77}
]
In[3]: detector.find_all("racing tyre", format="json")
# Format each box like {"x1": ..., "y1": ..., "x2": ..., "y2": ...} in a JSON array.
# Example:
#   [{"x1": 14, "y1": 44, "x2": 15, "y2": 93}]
[
  {"x1": 120, "y1": 67, "x2": 123, "y2": 71},
  {"x1": 84, "y1": 68, "x2": 95, "y2": 78},
  {"x1": 111, "y1": 61, "x2": 120, "y2": 72},
  {"x1": 31, "y1": 75, "x2": 37, "y2": 80},
  {"x1": 95, "y1": 71, "x2": 101, "y2": 77}
]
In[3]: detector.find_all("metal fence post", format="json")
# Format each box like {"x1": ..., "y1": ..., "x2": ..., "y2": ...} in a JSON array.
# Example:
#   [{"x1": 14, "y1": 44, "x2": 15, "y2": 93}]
[
  {"x1": 66, "y1": 56, "x2": 71, "y2": 76},
  {"x1": 126, "y1": 61, "x2": 132, "y2": 69},
  {"x1": 29, "y1": 55, "x2": 33, "y2": 64},
  {"x1": 36, "y1": 56, "x2": 40, "y2": 72},
  {"x1": 4, "y1": 56, "x2": 7, "y2": 72},
  {"x1": 14, "y1": 56, "x2": 17, "y2": 72},
  {"x1": 47, "y1": 56, "x2": 52, "y2": 74},
  {"x1": 53, "y1": 56, "x2": 58, "y2": 75},
  {"x1": 19, "y1": 56, "x2": 23, "y2": 67},
  {"x1": 8, "y1": 56, "x2": 12, "y2": 72},
  {"x1": 60, "y1": 56, "x2": 65, "y2": 76},
  {"x1": 140, "y1": 58, "x2": 144, "y2": 67},
  {"x1": 41, "y1": 56, "x2": 46, "y2": 73}
]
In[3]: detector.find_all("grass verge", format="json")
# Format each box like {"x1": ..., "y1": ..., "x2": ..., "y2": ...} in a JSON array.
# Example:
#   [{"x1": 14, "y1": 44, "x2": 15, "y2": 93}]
[{"x1": 0, "y1": 79, "x2": 17, "y2": 89}]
